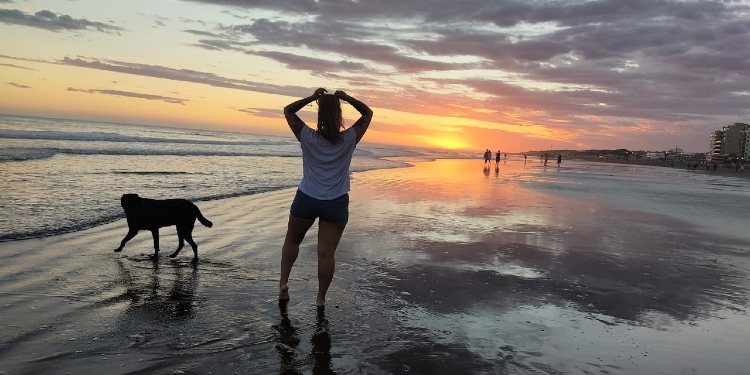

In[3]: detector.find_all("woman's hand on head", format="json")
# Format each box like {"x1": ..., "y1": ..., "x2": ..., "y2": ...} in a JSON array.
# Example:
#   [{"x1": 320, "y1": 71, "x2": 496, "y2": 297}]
[{"x1": 312, "y1": 88, "x2": 327, "y2": 98}]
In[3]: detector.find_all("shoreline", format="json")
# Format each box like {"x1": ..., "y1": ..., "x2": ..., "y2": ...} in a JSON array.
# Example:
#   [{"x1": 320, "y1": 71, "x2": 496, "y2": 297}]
[
  {"x1": 3, "y1": 155, "x2": 749, "y2": 243},
  {"x1": 0, "y1": 155, "x2": 416, "y2": 243},
  {"x1": 570, "y1": 157, "x2": 750, "y2": 179}
]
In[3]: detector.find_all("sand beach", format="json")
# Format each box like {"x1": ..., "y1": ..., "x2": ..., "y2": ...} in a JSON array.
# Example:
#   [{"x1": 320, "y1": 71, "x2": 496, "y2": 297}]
[{"x1": 1, "y1": 158, "x2": 749, "y2": 374}]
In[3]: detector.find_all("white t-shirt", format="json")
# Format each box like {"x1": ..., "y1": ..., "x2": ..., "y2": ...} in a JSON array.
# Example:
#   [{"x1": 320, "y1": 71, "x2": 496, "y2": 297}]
[{"x1": 298, "y1": 126, "x2": 357, "y2": 200}]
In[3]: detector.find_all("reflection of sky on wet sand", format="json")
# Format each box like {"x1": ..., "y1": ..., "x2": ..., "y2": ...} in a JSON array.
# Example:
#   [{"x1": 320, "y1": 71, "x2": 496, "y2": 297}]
[{"x1": 344, "y1": 158, "x2": 750, "y2": 374}]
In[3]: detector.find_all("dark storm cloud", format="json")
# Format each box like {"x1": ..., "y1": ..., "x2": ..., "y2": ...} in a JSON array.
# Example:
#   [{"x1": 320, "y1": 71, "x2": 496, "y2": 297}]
[
  {"x1": 66, "y1": 87, "x2": 188, "y2": 104},
  {"x1": 60, "y1": 57, "x2": 311, "y2": 97},
  {"x1": 0, "y1": 9, "x2": 124, "y2": 33}
]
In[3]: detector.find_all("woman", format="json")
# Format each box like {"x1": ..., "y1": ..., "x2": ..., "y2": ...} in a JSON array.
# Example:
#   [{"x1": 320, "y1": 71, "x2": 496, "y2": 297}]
[{"x1": 279, "y1": 87, "x2": 373, "y2": 308}]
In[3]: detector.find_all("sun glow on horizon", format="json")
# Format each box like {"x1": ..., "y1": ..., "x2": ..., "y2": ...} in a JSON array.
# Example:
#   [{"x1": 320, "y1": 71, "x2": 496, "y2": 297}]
[{"x1": 425, "y1": 136, "x2": 470, "y2": 150}]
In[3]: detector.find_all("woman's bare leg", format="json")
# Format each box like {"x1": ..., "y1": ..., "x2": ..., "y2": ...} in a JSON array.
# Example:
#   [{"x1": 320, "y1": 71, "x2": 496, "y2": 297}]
[
  {"x1": 279, "y1": 215, "x2": 315, "y2": 301},
  {"x1": 316, "y1": 220, "x2": 346, "y2": 306}
]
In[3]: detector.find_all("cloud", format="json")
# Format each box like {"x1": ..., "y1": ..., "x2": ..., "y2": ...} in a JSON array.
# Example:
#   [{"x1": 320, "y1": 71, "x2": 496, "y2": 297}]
[
  {"x1": 0, "y1": 8, "x2": 124, "y2": 33},
  {"x1": 184, "y1": 29, "x2": 223, "y2": 38},
  {"x1": 236, "y1": 107, "x2": 281, "y2": 118},
  {"x1": 66, "y1": 87, "x2": 187, "y2": 104},
  {"x1": 193, "y1": 38, "x2": 247, "y2": 51},
  {"x1": 253, "y1": 50, "x2": 367, "y2": 73},
  {"x1": 136, "y1": 12, "x2": 170, "y2": 28},
  {"x1": 229, "y1": 18, "x2": 481, "y2": 72},
  {"x1": 0, "y1": 54, "x2": 48, "y2": 64},
  {"x1": 0, "y1": 63, "x2": 34, "y2": 70},
  {"x1": 60, "y1": 57, "x2": 312, "y2": 97},
  {"x1": 178, "y1": 0, "x2": 749, "y2": 150},
  {"x1": 8, "y1": 82, "x2": 31, "y2": 88},
  {"x1": 182, "y1": 0, "x2": 744, "y2": 27}
]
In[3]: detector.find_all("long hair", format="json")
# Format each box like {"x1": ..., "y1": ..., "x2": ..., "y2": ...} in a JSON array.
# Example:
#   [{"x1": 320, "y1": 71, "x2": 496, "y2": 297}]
[{"x1": 316, "y1": 94, "x2": 344, "y2": 143}]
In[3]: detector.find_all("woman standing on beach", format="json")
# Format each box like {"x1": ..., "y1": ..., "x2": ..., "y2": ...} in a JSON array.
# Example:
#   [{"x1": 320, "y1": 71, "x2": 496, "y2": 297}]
[{"x1": 278, "y1": 88, "x2": 373, "y2": 308}]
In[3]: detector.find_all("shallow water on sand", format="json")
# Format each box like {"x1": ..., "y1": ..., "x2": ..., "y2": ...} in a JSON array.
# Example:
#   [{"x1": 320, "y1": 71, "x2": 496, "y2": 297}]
[
  {"x1": 339, "y1": 159, "x2": 750, "y2": 374},
  {"x1": 0, "y1": 159, "x2": 748, "y2": 374}
]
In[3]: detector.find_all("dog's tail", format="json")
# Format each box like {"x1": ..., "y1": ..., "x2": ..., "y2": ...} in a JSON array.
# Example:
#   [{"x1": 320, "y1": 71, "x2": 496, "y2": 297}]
[{"x1": 196, "y1": 207, "x2": 213, "y2": 228}]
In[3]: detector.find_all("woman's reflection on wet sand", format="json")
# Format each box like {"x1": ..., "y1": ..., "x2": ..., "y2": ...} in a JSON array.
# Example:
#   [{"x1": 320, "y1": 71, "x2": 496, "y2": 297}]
[{"x1": 275, "y1": 300, "x2": 334, "y2": 374}]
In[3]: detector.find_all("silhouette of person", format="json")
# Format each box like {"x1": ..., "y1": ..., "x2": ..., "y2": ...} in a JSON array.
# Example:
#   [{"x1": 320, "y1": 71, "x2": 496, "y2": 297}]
[
  {"x1": 495, "y1": 150, "x2": 501, "y2": 166},
  {"x1": 557, "y1": 154, "x2": 562, "y2": 167},
  {"x1": 280, "y1": 88, "x2": 373, "y2": 308},
  {"x1": 524, "y1": 154, "x2": 527, "y2": 164}
]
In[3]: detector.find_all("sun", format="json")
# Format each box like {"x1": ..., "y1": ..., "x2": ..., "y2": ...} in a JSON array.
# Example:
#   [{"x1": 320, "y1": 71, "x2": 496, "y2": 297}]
[{"x1": 427, "y1": 136, "x2": 469, "y2": 150}]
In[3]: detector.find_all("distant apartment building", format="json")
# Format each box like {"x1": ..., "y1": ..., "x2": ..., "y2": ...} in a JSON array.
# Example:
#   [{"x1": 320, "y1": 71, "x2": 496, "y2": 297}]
[
  {"x1": 708, "y1": 129, "x2": 725, "y2": 162},
  {"x1": 708, "y1": 122, "x2": 749, "y2": 162}
]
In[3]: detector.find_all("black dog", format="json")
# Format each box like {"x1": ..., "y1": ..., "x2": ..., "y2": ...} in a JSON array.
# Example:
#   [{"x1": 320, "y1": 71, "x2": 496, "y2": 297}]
[{"x1": 115, "y1": 194, "x2": 213, "y2": 262}]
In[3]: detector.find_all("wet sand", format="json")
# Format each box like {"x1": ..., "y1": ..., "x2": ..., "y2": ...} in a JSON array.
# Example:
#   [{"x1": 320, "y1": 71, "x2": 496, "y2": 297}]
[{"x1": 1, "y1": 159, "x2": 749, "y2": 374}]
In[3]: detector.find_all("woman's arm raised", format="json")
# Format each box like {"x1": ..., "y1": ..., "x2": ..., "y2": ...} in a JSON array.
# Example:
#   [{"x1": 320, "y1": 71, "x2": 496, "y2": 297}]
[
  {"x1": 284, "y1": 88, "x2": 326, "y2": 141},
  {"x1": 334, "y1": 90, "x2": 373, "y2": 144}
]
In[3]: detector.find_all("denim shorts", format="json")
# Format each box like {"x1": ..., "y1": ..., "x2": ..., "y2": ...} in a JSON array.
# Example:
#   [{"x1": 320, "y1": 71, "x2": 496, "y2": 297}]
[{"x1": 290, "y1": 189, "x2": 349, "y2": 224}]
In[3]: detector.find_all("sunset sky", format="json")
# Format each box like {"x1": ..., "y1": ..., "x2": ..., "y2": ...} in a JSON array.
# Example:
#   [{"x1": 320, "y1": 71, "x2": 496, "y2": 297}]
[{"x1": 1, "y1": 0, "x2": 748, "y2": 152}]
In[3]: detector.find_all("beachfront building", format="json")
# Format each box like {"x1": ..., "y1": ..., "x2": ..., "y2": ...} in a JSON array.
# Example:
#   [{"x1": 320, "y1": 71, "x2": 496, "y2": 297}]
[
  {"x1": 708, "y1": 129, "x2": 724, "y2": 162},
  {"x1": 707, "y1": 122, "x2": 749, "y2": 163},
  {"x1": 722, "y1": 123, "x2": 748, "y2": 156}
]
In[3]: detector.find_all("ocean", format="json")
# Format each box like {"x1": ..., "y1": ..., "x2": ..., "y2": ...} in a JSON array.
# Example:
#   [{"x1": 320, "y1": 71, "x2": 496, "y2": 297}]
[
  {"x1": 0, "y1": 114, "x2": 423, "y2": 241},
  {"x1": 1, "y1": 113, "x2": 748, "y2": 243}
]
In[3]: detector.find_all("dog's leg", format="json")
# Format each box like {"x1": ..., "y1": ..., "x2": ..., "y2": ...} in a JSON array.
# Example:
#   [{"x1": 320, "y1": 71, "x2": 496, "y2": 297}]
[
  {"x1": 184, "y1": 232, "x2": 199, "y2": 263},
  {"x1": 150, "y1": 229, "x2": 160, "y2": 259},
  {"x1": 115, "y1": 229, "x2": 138, "y2": 252},
  {"x1": 170, "y1": 231, "x2": 185, "y2": 258}
]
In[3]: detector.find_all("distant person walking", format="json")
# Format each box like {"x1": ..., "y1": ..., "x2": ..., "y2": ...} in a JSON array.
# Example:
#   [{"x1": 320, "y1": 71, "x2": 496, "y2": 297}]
[
  {"x1": 524, "y1": 154, "x2": 527, "y2": 164},
  {"x1": 484, "y1": 149, "x2": 491, "y2": 167},
  {"x1": 279, "y1": 88, "x2": 373, "y2": 309},
  {"x1": 557, "y1": 154, "x2": 562, "y2": 167},
  {"x1": 495, "y1": 150, "x2": 501, "y2": 167}
]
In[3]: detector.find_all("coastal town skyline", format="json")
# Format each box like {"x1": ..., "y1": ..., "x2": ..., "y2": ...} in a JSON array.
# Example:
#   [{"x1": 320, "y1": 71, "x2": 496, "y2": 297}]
[{"x1": 2, "y1": 0, "x2": 749, "y2": 152}]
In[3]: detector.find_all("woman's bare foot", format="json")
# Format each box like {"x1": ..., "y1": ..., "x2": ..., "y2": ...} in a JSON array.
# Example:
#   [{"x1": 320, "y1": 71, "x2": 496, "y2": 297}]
[{"x1": 279, "y1": 284, "x2": 290, "y2": 301}]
